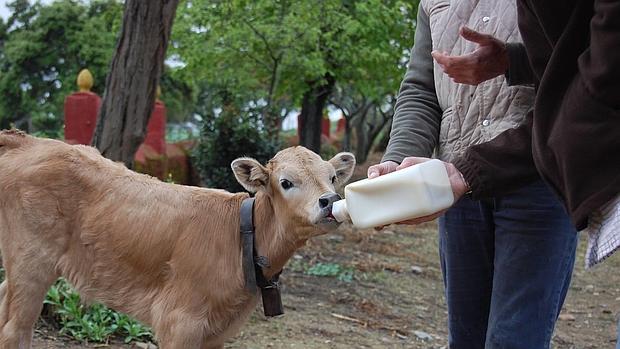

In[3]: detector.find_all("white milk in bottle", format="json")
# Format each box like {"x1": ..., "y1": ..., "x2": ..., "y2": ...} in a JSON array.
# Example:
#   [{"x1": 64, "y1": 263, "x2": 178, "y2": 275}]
[{"x1": 331, "y1": 159, "x2": 455, "y2": 229}]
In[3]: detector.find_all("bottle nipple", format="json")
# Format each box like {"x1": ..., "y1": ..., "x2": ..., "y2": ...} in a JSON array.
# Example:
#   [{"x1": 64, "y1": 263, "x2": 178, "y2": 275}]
[{"x1": 331, "y1": 199, "x2": 350, "y2": 223}]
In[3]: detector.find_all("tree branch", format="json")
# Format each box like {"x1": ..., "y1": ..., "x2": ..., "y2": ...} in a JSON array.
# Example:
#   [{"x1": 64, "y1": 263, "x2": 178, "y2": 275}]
[{"x1": 243, "y1": 18, "x2": 278, "y2": 62}]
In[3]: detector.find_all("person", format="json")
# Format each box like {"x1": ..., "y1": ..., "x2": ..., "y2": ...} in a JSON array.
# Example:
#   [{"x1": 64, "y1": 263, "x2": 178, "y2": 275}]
[
  {"x1": 367, "y1": 1, "x2": 578, "y2": 348},
  {"x1": 401, "y1": 0, "x2": 620, "y2": 240},
  {"x1": 387, "y1": 0, "x2": 620, "y2": 346}
]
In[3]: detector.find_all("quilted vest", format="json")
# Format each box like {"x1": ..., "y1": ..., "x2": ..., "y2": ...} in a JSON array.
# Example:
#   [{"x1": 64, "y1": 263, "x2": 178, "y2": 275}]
[{"x1": 422, "y1": 0, "x2": 534, "y2": 161}]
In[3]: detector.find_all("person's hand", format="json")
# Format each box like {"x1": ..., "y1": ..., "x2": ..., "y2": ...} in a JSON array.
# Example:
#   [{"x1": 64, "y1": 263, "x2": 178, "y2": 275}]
[
  {"x1": 431, "y1": 26, "x2": 508, "y2": 85},
  {"x1": 386, "y1": 157, "x2": 470, "y2": 226},
  {"x1": 368, "y1": 161, "x2": 402, "y2": 230},
  {"x1": 367, "y1": 161, "x2": 399, "y2": 179}
]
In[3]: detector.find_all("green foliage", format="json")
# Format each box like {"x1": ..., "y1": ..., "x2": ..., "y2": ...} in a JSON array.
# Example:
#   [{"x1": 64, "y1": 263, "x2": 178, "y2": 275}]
[
  {"x1": 0, "y1": 0, "x2": 418, "y2": 162},
  {"x1": 30, "y1": 119, "x2": 65, "y2": 139},
  {"x1": 166, "y1": 122, "x2": 199, "y2": 143},
  {"x1": 164, "y1": 172, "x2": 176, "y2": 184},
  {"x1": 194, "y1": 106, "x2": 281, "y2": 192},
  {"x1": 285, "y1": 258, "x2": 309, "y2": 273},
  {"x1": 0, "y1": 267, "x2": 152, "y2": 344},
  {"x1": 43, "y1": 279, "x2": 153, "y2": 344},
  {"x1": 0, "y1": 0, "x2": 123, "y2": 132},
  {"x1": 159, "y1": 69, "x2": 198, "y2": 123},
  {"x1": 288, "y1": 259, "x2": 356, "y2": 282},
  {"x1": 320, "y1": 141, "x2": 339, "y2": 160},
  {"x1": 170, "y1": 0, "x2": 418, "y2": 151},
  {"x1": 358, "y1": 270, "x2": 390, "y2": 284},
  {"x1": 1, "y1": 0, "x2": 418, "y2": 153},
  {"x1": 305, "y1": 262, "x2": 355, "y2": 283}
]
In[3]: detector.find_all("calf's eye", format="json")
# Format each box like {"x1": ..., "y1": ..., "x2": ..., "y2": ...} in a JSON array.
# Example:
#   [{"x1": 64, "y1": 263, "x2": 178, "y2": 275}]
[
  {"x1": 280, "y1": 179, "x2": 294, "y2": 190},
  {"x1": 331, "y1": 176, "x2": 336, "y2": 184}
]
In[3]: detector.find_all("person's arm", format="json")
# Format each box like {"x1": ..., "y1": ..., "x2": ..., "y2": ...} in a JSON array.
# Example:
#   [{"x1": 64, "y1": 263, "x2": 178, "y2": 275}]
[
  {"x1": 578, "y1": 0, "x2": 620, "y2": 110},
  {"x1": 381, "y1": 6, "x2": 442, "y2": 164},
  {"x1": 504, "y1": 43, "x2": 535, "y2": 86},
  {"x1": 389, "y1": 0, "x2": 620, "y2": 227},
  {"x1": 453, "y1": 0, "x2": 620, "y2": 205},
  {"x1": 431, "y1": 27, "x2": 536, "y2": 86},
  {"x1": 373, "y1": 8, "x2": 536, "y2": 197},
  {"x1": 452, "y1": 111, "x2": 539, "y2": 199}
]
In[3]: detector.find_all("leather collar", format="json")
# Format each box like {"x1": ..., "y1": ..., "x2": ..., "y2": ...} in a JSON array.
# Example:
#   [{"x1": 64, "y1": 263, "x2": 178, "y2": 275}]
[{"x1": 240, "y1": 197, "x2": 284, "y2": 317}]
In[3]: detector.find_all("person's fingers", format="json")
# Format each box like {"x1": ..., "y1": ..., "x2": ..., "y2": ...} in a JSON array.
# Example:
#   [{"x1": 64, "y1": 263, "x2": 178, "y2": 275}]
[
  {"x1": 395, "y1": 157, "x2": 430, "y2": 171},
  {"x1": 460, "y1": 26, "x2": 493, "y2": 45},
  {"x1": 431, "y1": 50, "x2": 451, "y2": 67},
  {"x1": 376, "y1": 209, "x2": 446, "y2": 229},
  {"x1": 396, "y1": 210, "x2": 447, "y2": 226},
  {"x1": 445, "y1": 70, "x2": 473, "y2": 79},
  {"x1": 432, "y1": 51, "x2": 479, "y2": 74},
  {"x1": 367, "y1": 165, "x2": 381, "y2": 179},
  {"x1": 367, "y1": 161, "x2": 398, "y2": 179},
  {"x1": 438, "y1": 59, "x2": 489, "y2": 85},
  {"x1": 367, "y1": 163, "x2": 388, "y2": 178},
  {"x1": 431, "y1": 51, "x2": 467, "y2": 70},
  {"x1": 452, "y1": 75, "x2": 481, "y2": 85},
  {"x1": 432, "y1": 51, "x2": 470, "y2": 69}
]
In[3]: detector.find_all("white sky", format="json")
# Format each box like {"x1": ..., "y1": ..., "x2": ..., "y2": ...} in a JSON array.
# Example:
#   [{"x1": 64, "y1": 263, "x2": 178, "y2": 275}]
[
  {"x1": 0, "y1": 1, "x2": 10, "y2": 20},
  {"x1": 0, "y1": 0, "x2": 54, "y2": 21}
]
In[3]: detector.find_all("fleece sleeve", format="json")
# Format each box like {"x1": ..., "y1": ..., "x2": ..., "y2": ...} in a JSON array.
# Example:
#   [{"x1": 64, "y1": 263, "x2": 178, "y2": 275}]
[{"x1": 382, "y1": 6, "x2": 442, "y2": 164}]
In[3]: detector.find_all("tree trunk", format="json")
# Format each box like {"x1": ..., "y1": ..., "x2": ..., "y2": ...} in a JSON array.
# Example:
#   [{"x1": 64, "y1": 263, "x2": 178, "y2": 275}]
[
  {"x1": 299, "y1": 74, "x2": 335, "y2": 154},
  {"x1": 342, "y1": 118, "x2": 351, "y2": 152},
  {"x1": 92, "y1": 0, "x2": 179, "y2": 168},
  {"x1": 353, "y1": 107, "x2": 392, "y2": 164},
  {"x1": 375, "y1": 117, "x2": 393, "y2": 152},
  {"x1": 264, "y1": 58, "x2": 281, "y2": 143},
  {"x1": 353, "y1": 121, "x2": 369, "y2": 164}
]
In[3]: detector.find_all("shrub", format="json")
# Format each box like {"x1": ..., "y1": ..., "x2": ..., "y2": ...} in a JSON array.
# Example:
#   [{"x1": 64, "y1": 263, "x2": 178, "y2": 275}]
[
  {"x1": 44, "y1": 279, "x2": 153, "y2": 344},
  {"x1": 320, "y1": 140, "x2": 339, "y2": 160},
  {"x1": 194, "y1": 107, "x2": 281, "y2": 192},
  {"x1": 30, "y1": 112, "x2": 64, "y2": 139},
  {"x1": 0, "y1": 270, "x2": 153, "y2": 344}
]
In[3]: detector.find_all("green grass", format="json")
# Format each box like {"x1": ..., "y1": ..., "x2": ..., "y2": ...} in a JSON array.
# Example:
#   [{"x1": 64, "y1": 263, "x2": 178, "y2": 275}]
[{"x1": 288, "y1": 260, "x2": 356, "y2": 283}]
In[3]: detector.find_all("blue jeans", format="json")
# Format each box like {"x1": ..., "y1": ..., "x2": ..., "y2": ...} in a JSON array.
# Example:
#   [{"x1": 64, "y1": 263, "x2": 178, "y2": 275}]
[
  {"x1": 438, "y1": 180, "x2": 577, "y2": 349},
  {"x1": 616, "y1": 317, "x2": 619, "y2": 349}
]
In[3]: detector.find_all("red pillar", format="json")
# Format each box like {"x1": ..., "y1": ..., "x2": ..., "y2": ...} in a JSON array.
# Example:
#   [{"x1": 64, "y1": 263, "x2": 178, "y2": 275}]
[
  {"x1": 322, "y1": 117, "x2": 330, "y2": 138},
  {"x1": 336, "y1": 117, "x2": 346, "y2": 134},
  {"x1": 64, "y1": 69, "x2": 100, "y2": 145},
  {"x1": 143, "y1": 100, "x2": 166, "y2": 155},
  {"x1": 64, "y1": 70, "x2": 171, "y2": 180},
  {"x1": 135, "y1": 99, "x2": 167, "y2": 179}
]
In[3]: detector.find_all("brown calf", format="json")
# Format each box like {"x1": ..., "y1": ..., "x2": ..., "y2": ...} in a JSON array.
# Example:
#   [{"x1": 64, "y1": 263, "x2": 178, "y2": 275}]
[{"x1": 0, "y1": 129, "x2": 355, "y2": 348}]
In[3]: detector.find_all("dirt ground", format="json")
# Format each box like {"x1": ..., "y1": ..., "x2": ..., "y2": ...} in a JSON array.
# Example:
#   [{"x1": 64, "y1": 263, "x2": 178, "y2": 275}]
[
  {"x1": 32, "y1": 155, "x2": 619, "y2": 349},
  {"x1": 32, "y1": 225, "x2": 620, "y2": 349}
]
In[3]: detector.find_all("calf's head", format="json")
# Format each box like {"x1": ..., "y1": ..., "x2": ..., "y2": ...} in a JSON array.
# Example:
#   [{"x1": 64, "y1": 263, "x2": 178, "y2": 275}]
[{"x1": 231, "y1": 146, "x2": 355, "y2": 236}]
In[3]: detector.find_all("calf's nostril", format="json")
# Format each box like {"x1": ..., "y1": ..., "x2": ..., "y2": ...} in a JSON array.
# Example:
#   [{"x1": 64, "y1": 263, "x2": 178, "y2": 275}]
[{"x1": 319, "y1": 198, "x2": 329, "y2": 208}]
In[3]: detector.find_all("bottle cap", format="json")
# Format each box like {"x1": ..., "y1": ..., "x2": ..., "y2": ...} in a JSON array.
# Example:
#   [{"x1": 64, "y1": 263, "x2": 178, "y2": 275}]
[{"x1": 331, "y1": 199, "x2": 350, "y2": 223}]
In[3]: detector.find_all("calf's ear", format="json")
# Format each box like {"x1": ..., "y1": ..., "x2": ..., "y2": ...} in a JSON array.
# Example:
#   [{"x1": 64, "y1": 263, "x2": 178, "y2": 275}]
[
  {"x1": 329, "y1": 152, "x2": 356, "y2": 187},
  {"x1": 231, "y1": 157, "x2": 270, "y2": 193}
]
